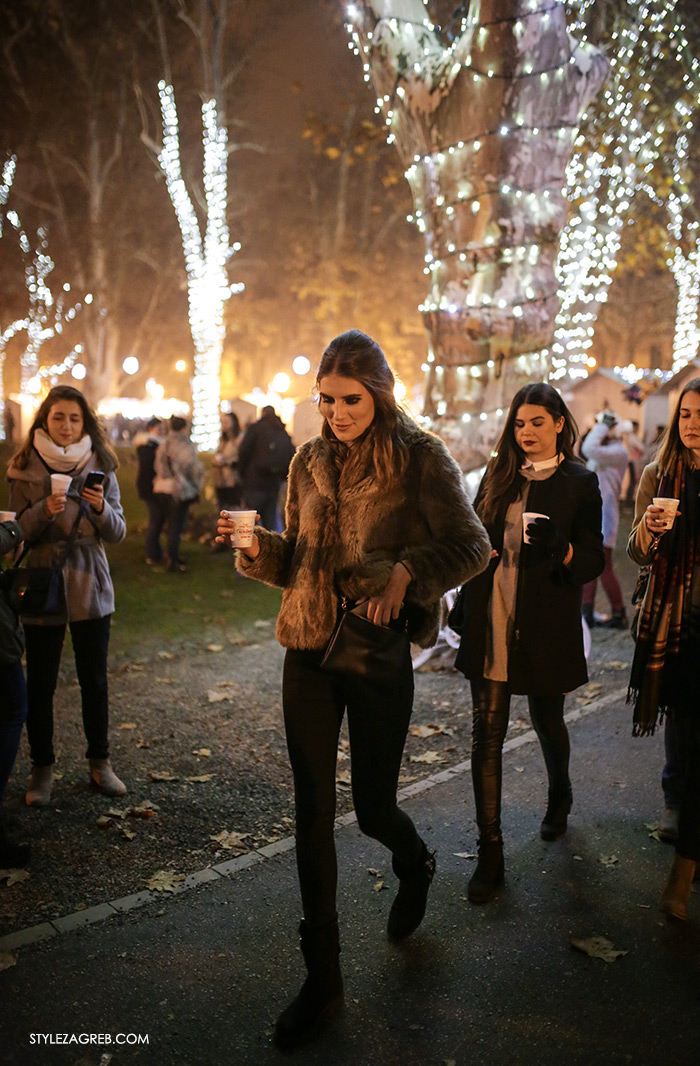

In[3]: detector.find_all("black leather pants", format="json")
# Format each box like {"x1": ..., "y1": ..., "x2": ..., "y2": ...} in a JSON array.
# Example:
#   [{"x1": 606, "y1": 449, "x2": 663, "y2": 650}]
[{"x1": 470, "y1": 679, "x2": 570, "y2": 842}]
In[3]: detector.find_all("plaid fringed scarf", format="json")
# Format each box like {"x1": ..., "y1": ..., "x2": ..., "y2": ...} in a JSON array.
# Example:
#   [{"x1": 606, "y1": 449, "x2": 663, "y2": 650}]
[{"x1": 628, "y1": 461, "x2": 700, "y2": 735}]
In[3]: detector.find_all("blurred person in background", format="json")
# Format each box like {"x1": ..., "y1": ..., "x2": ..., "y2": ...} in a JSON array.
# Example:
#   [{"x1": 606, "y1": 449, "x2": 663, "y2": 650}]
[
  {"x1": 581, "y1": 410, "x2": 629, "y2": 628},
  {"x1": 134, "y1": 416, "x2": 165, "y2": 565},
  {"x1": 152, "y1": 416, "x2": 204, "y2": 573},
  {"x1": 7, "y1": 385, "x2": 127, "y2": 806}
]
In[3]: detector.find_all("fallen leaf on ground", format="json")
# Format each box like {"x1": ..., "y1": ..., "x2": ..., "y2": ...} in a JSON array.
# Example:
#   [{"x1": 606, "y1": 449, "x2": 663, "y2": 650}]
[
  {"x1": 156, "y1": 677, "x2": 175, "y2": 684},
  {"x1": 118, "y1": 722, "x2": 137, "y2": 730},
  {"x1": 409, "y1": 751, "x2": 444, "y2": 764},
  {"x1": 185, "y1": 774, "x2": 214, "y2": 783},
  {"x1": 157, "y1": 651, "x2": 175, "y2": 660},
  {"x1": 514, "y1": 766, "x2": 524, "y2": 773},
  {"x1": 207, "y1": 689, "x2": 233, "y2": 703},
  {"x1": 0, "y1": 952, "x2": 17, "y2": 972},
  {"x1": 598, "y1": 854, "x2": 619, "y2": 866},
  {"x1": 337, "y1": 770, "x2": 351, "y2": 785},
  {"x1": 454, "y1": 852, "x2": 477, "y2": 860},
  {"x1": 96, "y1": 815, "x2": 112, "y2": 828},
  {"x1": 0, "y1": 868, "x2": 30, "y2": 887},
  {"x1": 149, "y1": 770, "x2": 179, "y2": 782},
  {"x1": 146, "y1": 870, "x2": 186, "y2": 893},
  {"x1": 210, "y1": 829, "x2": 249, "y2": 851},
  {"x1": 570, "y1": 935, "x2": 628, "y2": 963},
  {"x1": 193, "y1": 748, "x2": 211, "y2": 757},
  {"x1": 136, "y1": 739, "x2": 150, "y2": 748},
  {"x1": 206, "y1": 643, "x2": 224, "y2": 652},
  {"x1": 410, "y1": 723, "x2": 451, "y2": 738},
  {"x1": 605, "y1": 660, "x2": 628, "y2": 670},
  {"x1": 373, "y1": 880, "x2": 387, "y2": 892},
  {"x1": 254, "y1": 620, "x2": 272, "y2": 628},
  {"x1": 119, "y1": 824, "x2": 136, "y2": 840},
  {"x1": 368, "y1": 868, "x2": 381, "y2": 876},
  {"x1": 228, "y1": 635, "x2": 247, "y2": 645}
]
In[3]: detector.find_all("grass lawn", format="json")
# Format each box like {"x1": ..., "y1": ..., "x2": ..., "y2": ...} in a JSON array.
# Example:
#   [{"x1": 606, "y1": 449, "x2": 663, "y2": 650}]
[{"x1": 0, "y1": 442, "x2": 282, "y2": 662}]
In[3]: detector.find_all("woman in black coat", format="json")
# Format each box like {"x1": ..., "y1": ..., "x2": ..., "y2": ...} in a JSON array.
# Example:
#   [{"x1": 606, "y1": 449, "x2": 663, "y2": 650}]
[{"x1": 455, "y1": 383, "x2": 604, "y2": 903}]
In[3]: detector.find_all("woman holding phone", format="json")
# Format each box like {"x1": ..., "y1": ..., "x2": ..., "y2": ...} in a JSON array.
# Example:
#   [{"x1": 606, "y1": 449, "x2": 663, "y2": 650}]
[
  {"x1": 455, "y1": 383, "x2": 604, "y2": 903},
  {"x1": 7, "y1": 385, "x2": 127, "y2": 806}
]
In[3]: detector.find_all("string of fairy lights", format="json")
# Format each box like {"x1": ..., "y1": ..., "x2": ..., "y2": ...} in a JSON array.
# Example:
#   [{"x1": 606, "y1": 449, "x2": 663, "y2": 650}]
[
  {"x1": 345, "y1": 0, "x2": 606, "y2": 438},
  {"x1": 347, "y1": 0, "x2": 700, "y2": 435},
  {"x1": 554, "y1": 0, "x2": 700, "y2": 383},
  {"x1": 157, "y1": 80, "x2": 243, "y2": 452}
]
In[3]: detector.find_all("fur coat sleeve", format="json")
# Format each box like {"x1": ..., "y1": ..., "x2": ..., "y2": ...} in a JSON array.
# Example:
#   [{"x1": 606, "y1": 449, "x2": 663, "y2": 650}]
[{"x1": 237, "y1": 426, "x2": 490, "y2": 650}]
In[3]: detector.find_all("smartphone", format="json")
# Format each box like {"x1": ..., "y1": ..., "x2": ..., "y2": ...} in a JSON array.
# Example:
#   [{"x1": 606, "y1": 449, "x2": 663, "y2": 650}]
[{"x1": 84, "y1": 471, "x2": 105, "y2": 491}]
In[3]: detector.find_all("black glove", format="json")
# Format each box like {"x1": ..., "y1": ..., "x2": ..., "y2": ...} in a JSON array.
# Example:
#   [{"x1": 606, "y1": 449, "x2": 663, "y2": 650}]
[{"x1": 525, "y1": 517, "x2": 569, "y2": 565}]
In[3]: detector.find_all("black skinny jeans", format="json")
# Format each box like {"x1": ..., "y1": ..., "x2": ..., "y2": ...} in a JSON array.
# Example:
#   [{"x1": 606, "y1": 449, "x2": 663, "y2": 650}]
[
  {"x1": 24, "y1": 616, "x2": 112, "y2": 766},
  {"x1": 470, "y1": 678, "x2": 570, "y2": 842},
  {"x1": 672, "y1": 710, "x2": 700, "y2": 863},
  {"x1": 283, "y1": 647, "x2": 423, "y2": 927}
]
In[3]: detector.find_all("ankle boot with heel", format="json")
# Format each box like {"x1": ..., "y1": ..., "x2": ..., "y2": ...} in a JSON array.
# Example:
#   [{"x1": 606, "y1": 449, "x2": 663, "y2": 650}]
[{"x1": 274, "y1": 917, "x2": 344, "y2": 1050}]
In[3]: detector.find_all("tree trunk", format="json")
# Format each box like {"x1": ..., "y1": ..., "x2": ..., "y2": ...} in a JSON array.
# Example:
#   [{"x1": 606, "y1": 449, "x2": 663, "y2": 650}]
[{"x1": 349, "y1": 0, "x2": 607, "y2": 467}]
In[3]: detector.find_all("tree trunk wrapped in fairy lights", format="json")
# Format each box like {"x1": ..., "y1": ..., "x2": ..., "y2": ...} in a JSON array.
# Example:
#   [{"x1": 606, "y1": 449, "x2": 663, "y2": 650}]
[{"x1": 346, "y1": 0, "x2": 607, "y2": 468}]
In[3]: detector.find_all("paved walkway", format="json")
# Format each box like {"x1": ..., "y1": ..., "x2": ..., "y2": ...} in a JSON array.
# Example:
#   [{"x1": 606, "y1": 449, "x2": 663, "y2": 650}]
[{"x1": 2, "y1": 689, "x2": 699, "y2": 1066}]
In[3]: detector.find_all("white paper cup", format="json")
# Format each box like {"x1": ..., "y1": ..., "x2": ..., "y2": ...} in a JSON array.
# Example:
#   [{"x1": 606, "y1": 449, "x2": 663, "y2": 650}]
[
  {"x1": 522, "y1": 511, "x2": 549, "y2": 544},
  {"x1": 653, "y1": 497, "x2": 679, "y2": 530},
  {"x1": 224, "y1": 509, "x2": 257, "y2": 548},
  {"x1": 50, "y1": 473, "x2": 73, "y2": 496},
  {"x1": 0, "y1": 510, "x2": 16, "y2": 522}
]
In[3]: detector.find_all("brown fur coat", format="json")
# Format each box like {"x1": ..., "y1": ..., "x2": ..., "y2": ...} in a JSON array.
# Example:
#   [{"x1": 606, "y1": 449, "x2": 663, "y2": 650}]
[{"x1": 237, "y1": 417, "x2": 490, "y2": 650}]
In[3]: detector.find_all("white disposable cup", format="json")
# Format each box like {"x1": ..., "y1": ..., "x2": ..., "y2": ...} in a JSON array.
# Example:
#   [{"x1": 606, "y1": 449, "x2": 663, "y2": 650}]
[
  {"x1": 50, "y1": 473, "x2": 72, "y2": 497},
  {"x1": 224, "y1": 509, "x2": 257, "y2": 548},
  {"x1": 0, "y1": 510, "x2": 16, "y2": 522},
  {"x1": 653, "y1": 497, "x2": 680, "y2": 530},
  {"x1": 522, "y1": 511, "x2": 549, "y2": 544}
]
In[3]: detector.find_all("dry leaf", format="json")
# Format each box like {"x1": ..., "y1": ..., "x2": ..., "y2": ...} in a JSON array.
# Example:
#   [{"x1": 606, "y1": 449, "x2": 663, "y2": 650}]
[
  {"x1": 454, "y1": 852, "x2": 477, "y2": 860},
  {"x1": 137, "y1": 739, "x2": 150, "y2": 749},
  {"x1": 156, "y1": 677, "x2": 175, "y2": 684},
  {"x1": 254, "y1": 620, "x2": 272, "y2": 628},
  {"x1": 0, "y1": 868, "x2": 30, "y2": 887},
  {"x1": 118, "y1": 722, "x2": 137, "y2": 730},
  {"x1": 207, "y1": 689, "x2": 233, "y2": 703},
  {"x1": 119, "y1": 824, "x2": 136, "y2": 841},
  {"x1": 570, "y1": 935, "x2": 628, "y2": 963},
  {"x1": 409, "y1": 751, "x2": 444, "y2": 764},
  {"x1": 146, "y1": 870, "x2": 186, "y2": 893},
  {"x1": 96, "y1": 815, "x2": 113, "y2": 829},
  {"x1": 157, "y1": 651, "x2": 175, "y2": 660},
  {"x1": 605, "y1": 660, "x2": 628, "y2": 670},
  {"x1": 210, "y1": 829, "x2": 249, "y2": 851},
  {"x1": 599, "y1": 854, "x2": 619, "y2": 866},
  {"x1": 185, "y1": 774, "x2": 213, "y2": 783},
  {"x1": 130, "y1": 801, "x2": 158, "y2": 817},
  {"x1": 409, "y1": 723, "x2": 451, "y2": 738},
  {"x1": 0, "y1": 952, "x2": 17, "y2": 972},
  {"x1": 373, "y1": 880, "x2": 387, "y2": 892},
  {"x1": 149, "y1": 770, "x2": 179, "y2": 782},
  {"x1": 206, "y1": 644, "x2": 224, "y2": 652},
  {"x1": 337, "y1": 770, "x2": 351, "y2": 785},
  {"x1": 193, "y1": 748, "x2": 211, "y2": 757}
]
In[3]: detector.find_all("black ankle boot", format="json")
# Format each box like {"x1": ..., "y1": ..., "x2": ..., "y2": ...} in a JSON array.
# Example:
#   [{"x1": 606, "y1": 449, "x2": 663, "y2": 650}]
[
  {"x1": 0, "y1": 822, "x2": 30, "y2": 868},
  {"x1": 274, "y1": 917, "x2": 344, "y2": 1050},
  {"x1": 468, "y1": 838, "x2": 504, "y2": 904},
  {"x1": 600, "y1": 609, "x2": 627, "y2": 630},
  {"x1": 387, "y1": 841, "x2": 436, "y2": 941},
  {"x1": 540, "y1": 787, "x2": 573, "y2": 841}
]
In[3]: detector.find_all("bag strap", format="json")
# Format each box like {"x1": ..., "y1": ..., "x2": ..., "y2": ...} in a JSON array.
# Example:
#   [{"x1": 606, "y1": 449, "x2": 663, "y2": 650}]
[{"x1": 12, "y1": 503, "x2": 85, "y2": 571}]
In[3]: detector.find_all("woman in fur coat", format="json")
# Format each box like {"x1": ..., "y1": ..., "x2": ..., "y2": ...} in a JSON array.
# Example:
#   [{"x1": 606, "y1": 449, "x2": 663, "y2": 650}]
[
  {"x1": 7, "y1": 385, "x2": 127, "y2": 807},
  {"x1": 455, "y1": 383, "x2": 604, "y2": 905},
  {"x1": 217, "y1": 329, "x2": 490, "y2": 1050}
]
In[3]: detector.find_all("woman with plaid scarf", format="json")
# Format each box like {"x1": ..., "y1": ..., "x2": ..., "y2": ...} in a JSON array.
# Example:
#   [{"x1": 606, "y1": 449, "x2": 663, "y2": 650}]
[{"x1": 628, "y1": 378, "x2": 700, "y2": 921}]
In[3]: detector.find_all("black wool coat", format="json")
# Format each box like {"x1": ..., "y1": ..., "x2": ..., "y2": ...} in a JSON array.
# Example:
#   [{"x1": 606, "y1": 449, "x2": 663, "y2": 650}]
[{"x1": 455, "y1": 460, "x2": 605, "y2": 695}]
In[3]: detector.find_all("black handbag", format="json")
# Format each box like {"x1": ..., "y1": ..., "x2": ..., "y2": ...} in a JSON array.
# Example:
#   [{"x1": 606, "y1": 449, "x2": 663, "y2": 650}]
[
  {"x1": 1, "y1": 507, "x2": 83, "y2": 617},
  {"x1": 447, "y1": 585, "x2": 467, "y2": 636},
  {"x1": 320, "y1": 600, "x2": 409, "y2": 686}
]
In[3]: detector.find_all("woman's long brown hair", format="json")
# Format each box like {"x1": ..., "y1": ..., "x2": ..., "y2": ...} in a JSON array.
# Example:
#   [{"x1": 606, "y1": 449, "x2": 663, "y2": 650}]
[
  {"x1": 315, "y1": 329, "x2": 409, "y2": 485},
  {"x1": 477, "y1": 382, "x2": 580, "y2": 526},
  {"x1": 656, "y1": 377, "x2": 700, "y2": 475},
  {"x1": 11, "y1": 385, "x2": 119, "y2": 472}
]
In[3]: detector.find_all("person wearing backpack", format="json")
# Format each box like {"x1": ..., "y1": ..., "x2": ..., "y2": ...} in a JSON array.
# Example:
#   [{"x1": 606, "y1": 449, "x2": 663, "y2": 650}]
[{"x1": 237, "y1": 406, "x2": 295, "y2": 531}]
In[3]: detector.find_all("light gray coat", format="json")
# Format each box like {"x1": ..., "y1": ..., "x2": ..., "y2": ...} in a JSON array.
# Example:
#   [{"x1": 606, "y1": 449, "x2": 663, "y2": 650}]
[
  {"x1": 8, "y1": 449, "x2": 126, "y2": 624},
  {"x1": 237, "y1": 417, "x2": 491, "y2": 650}
]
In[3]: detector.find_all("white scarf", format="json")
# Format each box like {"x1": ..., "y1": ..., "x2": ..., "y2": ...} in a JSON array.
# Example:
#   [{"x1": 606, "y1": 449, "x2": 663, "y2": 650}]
[{"x1": 33, "y1": 428, "x2": 94, "y2": 473}]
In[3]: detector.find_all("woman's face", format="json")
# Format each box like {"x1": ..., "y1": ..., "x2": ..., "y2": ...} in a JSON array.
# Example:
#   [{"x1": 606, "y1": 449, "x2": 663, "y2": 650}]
[
  {"x1": 45, "y1": 399, "x2": 85, "y2": 447},
  {"x1": 678, "y1": 389, "x2": 700, "y2": 461},
  {"x1": 513, "y1": 403, "x2": 564, "y2": 463},
  {"x1": 318, "y1": 373, "x2": 375, "y2": 446}
]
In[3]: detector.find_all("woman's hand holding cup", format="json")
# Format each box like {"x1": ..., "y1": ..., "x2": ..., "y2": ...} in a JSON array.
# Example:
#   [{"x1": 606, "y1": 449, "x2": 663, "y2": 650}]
[
  {"x1": 216, "y1": 510, "x2": 260, "y2": 558},
  {"x1": 645, "y1": 498, "x2": 680, "y2": 535}
]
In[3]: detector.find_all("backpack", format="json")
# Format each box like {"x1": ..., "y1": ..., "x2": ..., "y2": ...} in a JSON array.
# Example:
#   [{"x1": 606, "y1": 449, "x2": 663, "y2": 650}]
[{"x1": 260, "y1": 432, "x2": 295, "y2": 478}]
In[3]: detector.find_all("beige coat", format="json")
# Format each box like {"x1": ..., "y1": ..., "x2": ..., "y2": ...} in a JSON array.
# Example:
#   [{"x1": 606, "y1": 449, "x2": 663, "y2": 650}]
[{"x1": 237, "y1": 417, "x2": 491, "y2": 650}]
